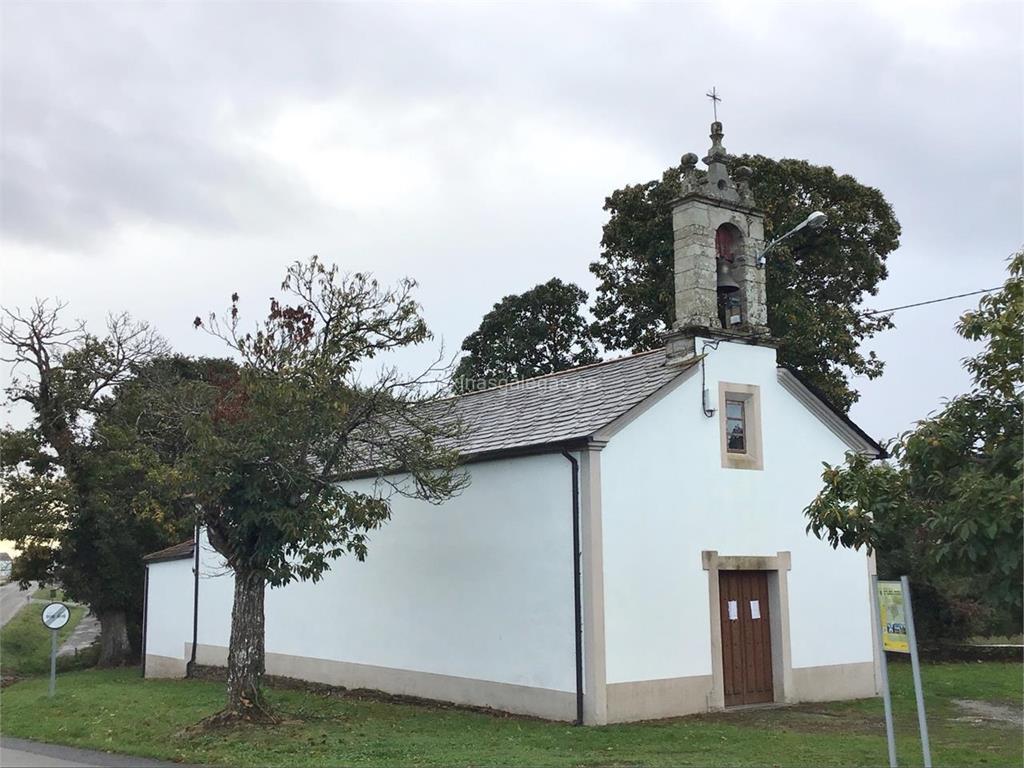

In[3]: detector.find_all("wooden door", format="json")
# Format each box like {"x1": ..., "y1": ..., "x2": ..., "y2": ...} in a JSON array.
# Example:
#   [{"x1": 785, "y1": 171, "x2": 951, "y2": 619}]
[{"x1": 719, "y1": 570, "x2": 774, "y2": 706}]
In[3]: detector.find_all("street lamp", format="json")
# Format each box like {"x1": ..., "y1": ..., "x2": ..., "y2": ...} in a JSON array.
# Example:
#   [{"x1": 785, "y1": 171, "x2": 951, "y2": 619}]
[{"x1": 755, "y1": 210, "x2": 827, "y2": 268}]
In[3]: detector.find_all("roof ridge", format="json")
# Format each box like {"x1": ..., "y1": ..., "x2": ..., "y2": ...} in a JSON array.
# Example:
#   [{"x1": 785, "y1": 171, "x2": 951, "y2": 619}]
[{"x1": 453, "y1": 346, "x2": 668, "y2": 400}]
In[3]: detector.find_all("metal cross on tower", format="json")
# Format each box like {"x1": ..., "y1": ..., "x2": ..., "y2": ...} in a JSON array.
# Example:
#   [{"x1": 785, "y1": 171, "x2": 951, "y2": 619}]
[{"x1": 706, "y1": 87, "x2": 721, "y2": 121}]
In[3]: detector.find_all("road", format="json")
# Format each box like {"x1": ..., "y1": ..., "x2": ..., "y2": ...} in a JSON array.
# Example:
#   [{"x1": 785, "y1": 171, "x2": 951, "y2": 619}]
[
  {"x1": 0, "y1": 738, "x2": 182, "y2": 767},
  {"x1": 0, "y1": 580, "x2": 36, "y2": 627}
]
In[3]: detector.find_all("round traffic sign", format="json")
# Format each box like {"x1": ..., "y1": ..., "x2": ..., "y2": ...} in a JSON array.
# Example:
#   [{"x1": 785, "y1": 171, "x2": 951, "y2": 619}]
[{"x1": 41, "y1": 601, "x2": 70, "y2": 630}]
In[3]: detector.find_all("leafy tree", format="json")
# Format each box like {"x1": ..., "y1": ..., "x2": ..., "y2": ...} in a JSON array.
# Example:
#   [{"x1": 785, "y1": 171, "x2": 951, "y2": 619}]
[
  {"x1": 180, "y1": 256, "x2": 466, "y2": 722},
  {"x1": 591, "y1": 154, "x2": 900, "y2": 411},
  {"x1": 10, "y1": 542, "x2": 57, "y2": 586},
  {"x1": 88, "y1": 355, "x2": 238, "y2": 648},
  {"x1": 805, "y1": 251, "x2": 1023, "y2": 637},
  {"x1": 453, "y1": 278, "x2": 599, "y2": 393},
  {"x1": 0, "y1": 303, "x2": 183, "y2": 665}
]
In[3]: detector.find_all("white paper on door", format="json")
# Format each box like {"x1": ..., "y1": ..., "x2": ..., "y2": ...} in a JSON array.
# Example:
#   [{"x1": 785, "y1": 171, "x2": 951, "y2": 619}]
[
  {"x1": 727, "y1": 600, "x2": 738, "y2": 620},
  {"x1": 750, "y1": 600, "x2": 761, "y2": 620}
]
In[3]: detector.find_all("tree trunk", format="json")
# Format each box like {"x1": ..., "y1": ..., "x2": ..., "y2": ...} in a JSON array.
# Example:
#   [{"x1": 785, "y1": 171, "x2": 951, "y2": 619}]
[
  {"x1": 95, "y1": 609, "x2": 131, "y2": 667},
  {"x1": 225, "y1": 568, "x2": 270, "y2": 719}
]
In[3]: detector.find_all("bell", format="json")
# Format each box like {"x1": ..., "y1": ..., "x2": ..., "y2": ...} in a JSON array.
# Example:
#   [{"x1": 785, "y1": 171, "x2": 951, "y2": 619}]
[{"x1": 716, "y1": 259, "x2": 740, "y2": 293}]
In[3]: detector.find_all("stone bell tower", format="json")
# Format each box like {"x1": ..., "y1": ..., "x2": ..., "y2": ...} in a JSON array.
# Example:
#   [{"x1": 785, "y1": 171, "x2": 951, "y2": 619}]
[{"x1": 666, "y1": 120, "x2": 768, "y2": 358}]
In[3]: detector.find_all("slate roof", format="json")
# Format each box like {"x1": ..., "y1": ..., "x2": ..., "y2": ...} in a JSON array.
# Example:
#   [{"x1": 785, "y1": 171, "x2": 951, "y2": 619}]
[
  {"x1": 143, "y1": 538, "x2": 194, "y2": 563},
  {"x1": 441, "y1": 348, "x2": 696, "y2": 459}
]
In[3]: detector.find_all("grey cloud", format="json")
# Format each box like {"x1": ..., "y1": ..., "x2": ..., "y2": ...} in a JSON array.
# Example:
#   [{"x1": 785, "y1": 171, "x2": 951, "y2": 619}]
[
  {"x1": 1, "y1": 1, "x2": 1021, "y2": 439},
  {"x1": 3, "y1": 2, "x2": 1020, "y2": 249},
  {"x1": 1, "y1": 2, "x2": 354, "y2": 246}
]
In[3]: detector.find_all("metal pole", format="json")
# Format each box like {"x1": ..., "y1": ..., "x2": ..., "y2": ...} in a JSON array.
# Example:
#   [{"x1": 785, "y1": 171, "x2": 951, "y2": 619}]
[
  {"x1": 870, "y1": 575, "x2": 897, "y2": 767},
  {"x1": 187, "y1": 523, "x2": 200, "y2": 677},
  {"x1": 49, "y1": 629, "x2": 57, "y2": 698},
  {"x1": 901, "y1": 575, "x2": 932, "y2": 768},
  {"x1": 141, "y1": 566, "x2": 149, "y2": 678}
]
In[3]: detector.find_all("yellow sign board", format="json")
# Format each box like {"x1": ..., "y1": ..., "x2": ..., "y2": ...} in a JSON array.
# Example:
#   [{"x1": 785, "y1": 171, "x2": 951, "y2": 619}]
[{"x1": 877, "y1": 580, "x2": 910, "y2": 653}]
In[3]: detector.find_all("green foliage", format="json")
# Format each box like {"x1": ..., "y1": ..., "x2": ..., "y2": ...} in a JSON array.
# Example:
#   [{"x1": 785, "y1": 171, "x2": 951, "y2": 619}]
[
  {"x1": 590, "y1": 155, "x2": 900, "y2": 411},
  {"x1": 806, "y1": 251, "x2": 1024, "y2": 636},
  {"x1": 10, "y1": 544, "x2": 58, "y2": 586},
  {"x1": 0, "y1": 305, "x2": 192, "y2": 660},
  {"x1": 2, "y1": 663, "x2": 1021, "y2": 766},
  {"x1": 183, "y1": 256, "x2": 467, "y2": 587},
  {"x1": 453, "y1": 278, "x2": 598, "y2": 392}
]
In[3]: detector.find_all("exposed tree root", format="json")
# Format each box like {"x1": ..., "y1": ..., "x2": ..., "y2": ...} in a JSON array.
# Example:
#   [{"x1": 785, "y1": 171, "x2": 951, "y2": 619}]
[{"x1": 186, "y1": 697, "x2": 281, "y2": 732}]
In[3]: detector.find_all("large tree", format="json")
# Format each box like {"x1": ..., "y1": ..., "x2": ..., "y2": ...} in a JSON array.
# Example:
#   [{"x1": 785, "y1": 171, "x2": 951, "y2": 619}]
[
  {"x1": 180, "y1": 256, "x2": 466, "y2": 722},
  {"x1": 591, "y1": 155, "x2": 901, "y2": 411},
  {"x1": 0, "y1": 303, "x2": 183, "y2": 665},
  {"x1": 453, "y1": 278, "x2": 598, "y2": 393},
  {"x1": 805, "y1": 251, "x2": 1023, "y2": 637}
]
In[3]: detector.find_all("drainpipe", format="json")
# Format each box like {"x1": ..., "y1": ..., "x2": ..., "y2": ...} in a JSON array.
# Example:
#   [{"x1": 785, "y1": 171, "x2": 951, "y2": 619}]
[
  {"x1": 141, "y1": 565, "x2": 149, "y2": 678},
  {"x1": 561, "y1": 450, "x2": 584, "y2": 726},
  {"x1": 186, "y1": 522, "x2": 200, "y2": 677}
]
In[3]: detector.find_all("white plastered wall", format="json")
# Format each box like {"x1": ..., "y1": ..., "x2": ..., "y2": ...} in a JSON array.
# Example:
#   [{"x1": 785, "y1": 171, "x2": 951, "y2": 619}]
[
  {"x1": 148, "y1": 452, "x2": 577, "y2": 694},
  {"x1": 144, "y1": 558, "x2": 194, "y2": 662},
  {"x1": 600, "y1": 338, "x2": 875, "y2": 685}
]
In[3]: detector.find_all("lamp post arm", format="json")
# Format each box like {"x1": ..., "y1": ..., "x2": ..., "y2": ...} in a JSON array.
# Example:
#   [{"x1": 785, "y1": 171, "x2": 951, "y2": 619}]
[
  {"x1": 755, "y1": 211, "x2": 826, "y2": 269},
  {"x1": 755, "y1": 227, "x2": 800, "y2": 269}
]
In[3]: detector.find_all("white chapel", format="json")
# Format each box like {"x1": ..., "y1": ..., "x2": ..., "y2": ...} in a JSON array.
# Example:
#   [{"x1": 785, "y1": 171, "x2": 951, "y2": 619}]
[{"x1": 143, "y1": 120, "x2": 884, "y2": 725}]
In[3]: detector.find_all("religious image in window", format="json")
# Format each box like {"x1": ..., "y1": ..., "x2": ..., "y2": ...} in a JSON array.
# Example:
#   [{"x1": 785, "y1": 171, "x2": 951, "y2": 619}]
[{"x1": 726, "y1": 399, "x2": 746, "y2": 453}]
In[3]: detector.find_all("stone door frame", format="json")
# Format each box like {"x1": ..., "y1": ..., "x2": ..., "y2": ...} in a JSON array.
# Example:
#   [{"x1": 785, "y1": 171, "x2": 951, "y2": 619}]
[{"x1": 702, "y1": 550, "x2": 794, "y2": 709}]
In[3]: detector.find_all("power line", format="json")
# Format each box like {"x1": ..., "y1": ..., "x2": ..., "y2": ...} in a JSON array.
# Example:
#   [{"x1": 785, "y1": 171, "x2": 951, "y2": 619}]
[{"x1": 860, "y1": 287, "x2": 1001, "y2": 318}]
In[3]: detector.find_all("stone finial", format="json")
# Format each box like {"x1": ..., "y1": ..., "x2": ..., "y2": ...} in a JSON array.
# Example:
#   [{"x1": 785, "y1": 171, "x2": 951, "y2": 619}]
[
  {"x1": 700, "y1": 121, "x2": 740, "y2": 202},
  {"x1": 734, "y1": 165, "x2": 754, "y2": 203},
  {"x1": 680, "y1": 152, "x2": 700, "y2": 194},
  {"x1": 674, "y1": 126, "x2": 758, "y2": 207},
  {"x1": 705, "y1": 121, "x2": 727, "y2": 160}
]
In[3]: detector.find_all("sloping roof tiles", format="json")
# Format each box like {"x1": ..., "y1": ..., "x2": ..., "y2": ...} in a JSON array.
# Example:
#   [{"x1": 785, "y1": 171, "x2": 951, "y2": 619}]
[
  {"x1": 143, "y1": 538, "x2": 195, "y2": 563},
  {"x1": 442, "y1": 348, "x2": 695, "y2": 458}
]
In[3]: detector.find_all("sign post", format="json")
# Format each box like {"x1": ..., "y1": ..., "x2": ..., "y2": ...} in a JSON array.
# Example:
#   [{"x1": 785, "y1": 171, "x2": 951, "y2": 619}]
[
  {"x1": 41, "y1": 601, "x2": 70, "y2": 698},
  {"x1": 874, "y1": 577, "x2": 932, "y2": 768},
  {"x1": 902, "y1": 576, "x2": 932, "y2": 768},
  {"x1": 870, "y1": 575, "x2": 898, "y2": 767}
]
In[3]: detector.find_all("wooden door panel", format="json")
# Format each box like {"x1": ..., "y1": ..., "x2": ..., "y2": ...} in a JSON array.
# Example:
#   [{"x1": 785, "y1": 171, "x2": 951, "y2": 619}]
[
  {"x1": 720, "y1": 585, "x2": 744, "y2": 704},
  {"x1": 719, "y1": 571, "x2": 774, "y2": 706}
]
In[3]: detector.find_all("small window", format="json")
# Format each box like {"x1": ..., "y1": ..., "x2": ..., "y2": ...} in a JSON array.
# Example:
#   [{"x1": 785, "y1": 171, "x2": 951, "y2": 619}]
[
  {"x1": 719, "y1": 383, "x2": 763, "y2": 471},
  {"x1": 725, "y1": 399, "x2": 746, "y2": 453}
]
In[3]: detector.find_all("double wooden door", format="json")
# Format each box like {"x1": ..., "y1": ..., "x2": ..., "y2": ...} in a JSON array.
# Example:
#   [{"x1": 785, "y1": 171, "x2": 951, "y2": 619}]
[{"x1": 719, "y1": 570, "x2": 774, "y2": 706}]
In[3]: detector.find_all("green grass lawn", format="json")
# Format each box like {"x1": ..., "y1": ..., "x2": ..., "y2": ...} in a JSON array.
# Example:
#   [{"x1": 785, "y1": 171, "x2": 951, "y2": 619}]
[
  {"x1": 31, "y1": 586, "x2": 68, "y2": 602},
  {"x1": 0, "y1": 601, "x2": 92, "y2": 677},
  {"x1": 0, "y1": 662, "x2": 1020, "y2": 767}
]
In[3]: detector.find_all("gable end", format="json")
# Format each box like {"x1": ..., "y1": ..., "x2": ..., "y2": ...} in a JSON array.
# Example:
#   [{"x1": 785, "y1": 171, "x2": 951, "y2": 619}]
[{"x1": 776, "y1": 368, "x2": 885, "y2": 458}]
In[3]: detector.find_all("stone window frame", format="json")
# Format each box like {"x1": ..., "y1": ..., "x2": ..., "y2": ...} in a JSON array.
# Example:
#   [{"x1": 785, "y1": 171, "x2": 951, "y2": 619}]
[
  {"x1": 701, "y1": 550, "x2": 794, "y2": 710},
  {"x1": 719, "y1": 382, "x2": 763, "y2": 470}
]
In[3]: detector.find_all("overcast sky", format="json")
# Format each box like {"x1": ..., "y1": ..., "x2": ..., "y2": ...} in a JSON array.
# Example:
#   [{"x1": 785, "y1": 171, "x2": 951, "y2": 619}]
[{"x1": 1, "y1": 0, "x2": 1021, "y2": 445}]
